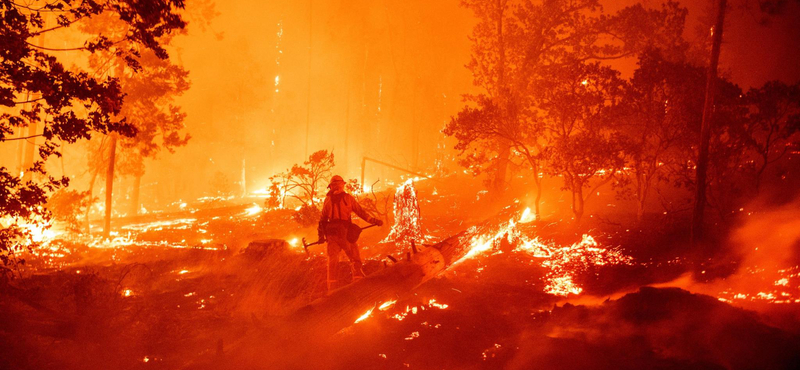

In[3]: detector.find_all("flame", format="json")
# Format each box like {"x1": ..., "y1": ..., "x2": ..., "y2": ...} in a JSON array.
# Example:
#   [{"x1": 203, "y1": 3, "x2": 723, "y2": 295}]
[
  {"x1": 245, "y1": 204, "x2": 263, "y2": 216},
  {"x1": 354, "y1": 307, "x2": 374, "y2": 323},
  {"x1": 379, "y1": 300, "x2": 397, "y2": 311},
  {"x1": 389, "y1": 299, "x2": 450, "y2": 321},
  {"x1": 405, "y1": 331, "x2": 420, "y2": 340},
  {"x1": 519, "y1": 207, "x2": 536, "y2": 223},
  {"x1": 714, "y1": 265, "x2": 800, "y2": 304},
  {"x1": 455, "y1": 211, "x2": 633, "y2": 297},
  {"x1": 427, "y1": 299, "x2": 448, "y2": 309},
  {"x1": 382, "y1": 179, "x2": 427, "y2": 249}
]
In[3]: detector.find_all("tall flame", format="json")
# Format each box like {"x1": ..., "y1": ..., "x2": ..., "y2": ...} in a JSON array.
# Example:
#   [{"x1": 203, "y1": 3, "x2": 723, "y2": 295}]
[{"x1": 382, "y1": 179, "x2": 425, "y2": 248}]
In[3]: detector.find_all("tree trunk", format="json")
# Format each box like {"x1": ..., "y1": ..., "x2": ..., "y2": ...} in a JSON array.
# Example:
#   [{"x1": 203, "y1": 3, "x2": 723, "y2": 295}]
[
  {"x1": 21, "y1": 26, "x2": 46, "y2": 183},
  {"x1": 691, "y1": 0, "x2": 726, "y2": 244},
  {"x1": 636, "y1": 197, "x2": 645, "y2": 222},
  {"x1": 16, "y1": 92, "x2": 31, "y2": 177},
  {"x1": 636, "y1": 172, "x2": 647, "y2": 222},
  {"x1": 85, "y1": 168, "x2": 99, "y2": 234},
  {"x1": 494, "y1": 143, "x2": 510, "y2": 193},
  {"x1": 130, "y1": 174, "x2": 142, "y2": 216},
  {"x1": 305, "y1": 0, "x2": 313, "y2": 157},
  {"x1": 103, "y1": 136, "x2": 117, "y2": 240},
  {"x1": 534, "y1": 175, "x2": 542, "y2": 219},
  {"x1": 573, "y1": 186, "x2": 584, "y2": 223},
  {"x1": 755, "y1": 151, "x2": 769, "y2": 193},
  {"x1": 21, "y1": 110, "x2": 38, "y2": 183},
  {"x1": 492, "y1": 0, "x2": 509, "y2": 195},
  {"x1": 85, "y1": 137, "x2": 107, "y2": 234}
]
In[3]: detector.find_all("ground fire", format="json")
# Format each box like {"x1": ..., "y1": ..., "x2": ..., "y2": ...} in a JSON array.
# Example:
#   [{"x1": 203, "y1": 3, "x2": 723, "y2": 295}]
[{"x1": 2, "y1": 1, "x2": 800, "y2": 370}]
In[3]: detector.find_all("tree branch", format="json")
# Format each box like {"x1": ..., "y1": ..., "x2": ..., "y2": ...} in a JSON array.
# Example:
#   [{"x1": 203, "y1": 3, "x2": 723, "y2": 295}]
[
  {"x1": 25, "y1": 40, "x2": 85, "y2": 52},
  {"x1": 3, "y1": 134, "x2": 44, "y2": 142}
]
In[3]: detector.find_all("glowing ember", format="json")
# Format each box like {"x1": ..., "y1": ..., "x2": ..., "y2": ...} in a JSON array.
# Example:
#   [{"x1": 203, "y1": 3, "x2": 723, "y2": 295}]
[
  {"x1": 482, "y1": 343, "x2": 502, "y2": 360},
  {"x1": 354, "y1": 307, "x2": 374, "y2": 323},
  {"x1": 716, "y1": 265, "x2": 800, "y2": 304},
  {"x1": 454, "y1": 211, "x2": 633, "y2": 297},
  {"x1": 121, "y1": 218, "x2": 197, "y2": 232},
  {"x1": 389, "y1": 299, "x2": 450, "y2": 321},
  {"x1": 245, "y1": 204, "x2": 263, "y2": 216},
  {"x1": 427, "y1": 299, "x2": 448, "y2": 309},
  {"x1": 379, "y1": 300, "x2": 397, "y2": 311}
]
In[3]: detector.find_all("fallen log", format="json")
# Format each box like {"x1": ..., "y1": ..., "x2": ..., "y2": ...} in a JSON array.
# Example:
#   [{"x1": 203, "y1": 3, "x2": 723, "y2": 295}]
[{"x1": 283, "y1": 205, "x2": 520, "y2": 337}]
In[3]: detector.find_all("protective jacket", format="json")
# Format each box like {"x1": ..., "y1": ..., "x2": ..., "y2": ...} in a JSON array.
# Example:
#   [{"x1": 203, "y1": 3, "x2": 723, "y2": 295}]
[
  {"x1": 318, "y1": 191, "x2": 378, "y2": 232},
  {"x1": 318, "y1": 190, "x2": 378, "y2": 291}
]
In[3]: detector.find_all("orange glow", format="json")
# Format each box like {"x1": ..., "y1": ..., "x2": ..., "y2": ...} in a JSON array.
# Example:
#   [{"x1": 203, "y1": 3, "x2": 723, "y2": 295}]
[{"x1": 354, "y1": 307, "x2": 374, "y2": 324}]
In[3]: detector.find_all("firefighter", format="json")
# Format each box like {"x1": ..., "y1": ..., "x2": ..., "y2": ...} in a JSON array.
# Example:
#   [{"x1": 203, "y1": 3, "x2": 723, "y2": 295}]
[{"x1": 318, "y1": 175, "x2": 384, "y2": 291}]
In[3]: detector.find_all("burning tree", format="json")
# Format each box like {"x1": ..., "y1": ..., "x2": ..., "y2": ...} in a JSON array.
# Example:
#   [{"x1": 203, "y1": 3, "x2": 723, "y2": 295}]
[
  {"x1": 741, "y1": 81, "x2": 800, "y2": 192},
  {"x1": 617, "y1": 49, "x2": 704, "y2": 221},
  {"x1": 382, "y1": 179, "x2": 423, "y2": 248},
  {"x1": 539, "y1": 61, "x2": 626, "y2": 222},
  {"x1": 448, "y1": 0, "x2": 521, "y2": 195},
  {"x1": 446, "y1": 0, "x2": 688, "y2": 218},
  {"x1": 46, "y1": 189, "x2": 90, "y2": 233},
  {"x1": 0, "y1": 1, "x2": 186, "y2": 270},
  {"x1": 78, "y1": 11, "x2": 191, "y2": 237}
]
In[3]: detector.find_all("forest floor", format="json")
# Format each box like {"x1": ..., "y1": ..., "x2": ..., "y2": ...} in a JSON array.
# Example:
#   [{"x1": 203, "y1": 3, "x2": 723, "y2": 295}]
[{"x1": 2, "y1": 175, "x2": 799, "y2": 369}]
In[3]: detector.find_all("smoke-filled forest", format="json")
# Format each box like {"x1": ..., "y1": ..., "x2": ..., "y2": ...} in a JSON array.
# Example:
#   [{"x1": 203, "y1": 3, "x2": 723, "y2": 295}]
[{"x1": 2, "y1": 0, "x2": 800, "y2": 369}]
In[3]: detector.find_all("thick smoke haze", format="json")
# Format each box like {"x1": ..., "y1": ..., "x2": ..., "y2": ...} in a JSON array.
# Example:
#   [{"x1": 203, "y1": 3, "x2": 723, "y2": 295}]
[
  {"x1": 2, "y1": 0, "x2": 798, "y2": 212},
  {"x1": 152, "y1": 0, "x2": 800, "y2": 208}
]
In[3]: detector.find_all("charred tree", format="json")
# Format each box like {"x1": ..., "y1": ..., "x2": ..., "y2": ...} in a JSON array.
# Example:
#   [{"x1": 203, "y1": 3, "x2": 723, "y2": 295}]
[
  {"x1": 130, "y1": 174, "x2": 142, "y2": 216},
  {"x1": 103, "y1": 136, "x2": 117, "y2": 239},
  {"x1": 692, "y1": 0, "x2": 727, "y2": 244}
]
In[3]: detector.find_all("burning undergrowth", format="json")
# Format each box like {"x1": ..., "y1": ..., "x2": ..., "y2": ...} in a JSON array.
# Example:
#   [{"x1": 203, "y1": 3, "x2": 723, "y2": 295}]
[
  {"x1": 3, "y1": 177, "x2": 800, "y2": 370},
  {"x1": 648, "y1": 197, "x2": 800, "y2": 314},
  {"x1": 293, "y1": 287, "x2": 799, "y2": 370}
]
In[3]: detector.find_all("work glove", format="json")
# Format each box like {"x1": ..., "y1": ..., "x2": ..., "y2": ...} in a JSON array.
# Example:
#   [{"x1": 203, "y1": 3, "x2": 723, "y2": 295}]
[{"x1": 372, "y1": 219, "x2": 384, "y2": 227}]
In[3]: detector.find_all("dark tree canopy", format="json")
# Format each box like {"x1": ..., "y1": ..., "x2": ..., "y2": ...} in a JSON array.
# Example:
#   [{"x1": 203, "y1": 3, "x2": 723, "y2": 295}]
[{"x1": 0, "y1": 0, "x2": 187, "y2": 272}]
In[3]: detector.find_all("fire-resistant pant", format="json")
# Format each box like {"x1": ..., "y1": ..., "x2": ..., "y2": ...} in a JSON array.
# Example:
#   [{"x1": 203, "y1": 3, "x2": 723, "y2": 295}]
[{"x1": 325, "y1": 223, "x2": 365, "y2": 291}]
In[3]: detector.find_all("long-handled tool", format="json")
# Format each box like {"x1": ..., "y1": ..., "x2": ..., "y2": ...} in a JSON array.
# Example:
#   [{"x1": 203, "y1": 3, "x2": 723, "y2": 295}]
[
  {"x1": 302, "y1": 224, "x2": 379, "y2": 256},
  {"x1": 301, "y1": 238, "x2": 324, "y2": 256}
]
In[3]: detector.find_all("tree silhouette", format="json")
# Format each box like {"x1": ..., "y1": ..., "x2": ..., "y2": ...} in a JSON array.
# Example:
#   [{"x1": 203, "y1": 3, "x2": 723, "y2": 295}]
[
  {"x1": 447, "y1": 0, "x2": 688, "y2": 218},
  {"x1": 0, "y1": 0, "x2": 187, "y2": 268},
  {"x1": 618, "y1": 49, "x2": 704, "y2": 221}
]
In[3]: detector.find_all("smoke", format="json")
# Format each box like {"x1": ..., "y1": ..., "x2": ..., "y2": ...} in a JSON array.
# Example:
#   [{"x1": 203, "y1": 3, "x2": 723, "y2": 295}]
[
  {"x1": 731, "y1": 197, "x2": 800, "y2": 269},
  {"x1": 648, "y1": 196, "x2": 800, "y2": 312}
]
